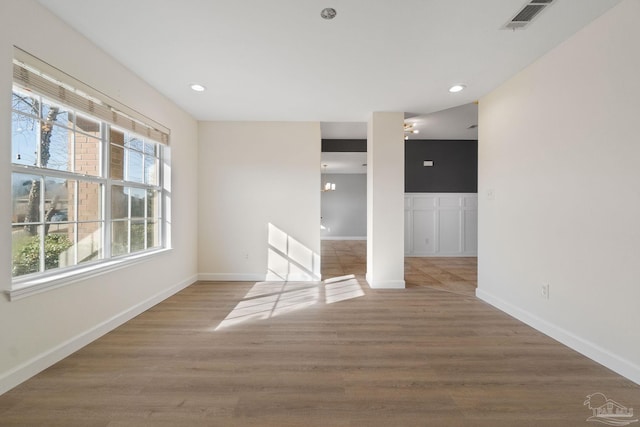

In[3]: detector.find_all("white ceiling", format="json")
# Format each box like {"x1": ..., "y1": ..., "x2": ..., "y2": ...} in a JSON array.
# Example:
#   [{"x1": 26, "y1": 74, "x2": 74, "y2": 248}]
[{"x1": 37, "y1": 0, "x2": 621, "y2": 128}]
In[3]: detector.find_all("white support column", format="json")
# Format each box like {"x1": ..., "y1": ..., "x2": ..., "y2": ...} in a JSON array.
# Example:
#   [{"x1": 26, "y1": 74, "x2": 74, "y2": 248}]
[{"x1": 366, "y1": 112, "x2": 405, "y2": 289}]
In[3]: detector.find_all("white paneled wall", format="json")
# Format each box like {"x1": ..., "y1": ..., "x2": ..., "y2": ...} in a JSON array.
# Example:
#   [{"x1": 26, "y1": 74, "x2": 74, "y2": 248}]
[{"x1": 405, "y1": 193, "x2": 477, "y2": 256}]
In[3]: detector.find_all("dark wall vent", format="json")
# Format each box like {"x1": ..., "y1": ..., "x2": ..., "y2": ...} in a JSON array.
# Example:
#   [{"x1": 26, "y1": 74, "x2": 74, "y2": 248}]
[{"x1": 503, "y1": 0, "x2": 555, "y2": 30}]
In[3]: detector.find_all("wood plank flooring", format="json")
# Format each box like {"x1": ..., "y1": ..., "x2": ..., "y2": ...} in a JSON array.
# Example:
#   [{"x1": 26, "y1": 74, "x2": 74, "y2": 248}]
[
  {"x1": 322, "y1": 240, "x2": 478, "y2": 296},
  {"x1": 0, "y1": 241, "x2": 638, "y2": 426}
]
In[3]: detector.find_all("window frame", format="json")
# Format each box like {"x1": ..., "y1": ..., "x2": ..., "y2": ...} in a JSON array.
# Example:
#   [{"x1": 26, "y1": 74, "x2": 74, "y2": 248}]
[{"x1": 8, "y1": 51, "x2": 170, "y2": 301}]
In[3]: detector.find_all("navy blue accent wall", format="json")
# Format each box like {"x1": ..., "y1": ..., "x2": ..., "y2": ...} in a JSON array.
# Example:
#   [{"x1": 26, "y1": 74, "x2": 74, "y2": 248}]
[
  {"x1": 405, "y1": 140, "x2": 477, "y2": 193},
  {"x1": 322, "y1": 139, "x2": 366, "y2": 152}
]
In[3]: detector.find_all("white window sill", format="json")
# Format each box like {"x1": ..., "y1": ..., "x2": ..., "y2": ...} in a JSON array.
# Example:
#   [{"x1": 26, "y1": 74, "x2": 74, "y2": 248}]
[{"x1": 5, "y1": 248, "x2": 172, "y2": 301}]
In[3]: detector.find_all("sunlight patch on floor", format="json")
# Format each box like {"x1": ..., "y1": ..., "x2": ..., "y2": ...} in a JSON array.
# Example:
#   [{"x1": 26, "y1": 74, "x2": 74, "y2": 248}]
[{"x1": 214, "y1": 275, "x2": 364, "y2": 330}]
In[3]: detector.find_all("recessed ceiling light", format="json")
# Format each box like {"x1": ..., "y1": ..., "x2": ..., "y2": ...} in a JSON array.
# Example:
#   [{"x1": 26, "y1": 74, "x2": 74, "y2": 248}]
[
  {"x1": 321, "y1": 8, "x2": 337, "y2": 20},
  {"x1": 449, "y1": 84, "x2": 466, "y2": 93},
  {"x1": 190, "y1": 83, "x2": 206, "y2": 92}
]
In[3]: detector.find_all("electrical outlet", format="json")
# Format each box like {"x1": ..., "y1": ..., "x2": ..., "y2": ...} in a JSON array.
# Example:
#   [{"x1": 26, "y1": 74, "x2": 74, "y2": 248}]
[{"x1": 541, "y1": 284, "x2": 549, "y2": 299}]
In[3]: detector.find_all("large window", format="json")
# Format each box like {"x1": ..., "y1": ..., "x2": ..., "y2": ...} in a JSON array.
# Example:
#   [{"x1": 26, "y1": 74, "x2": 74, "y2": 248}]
[{"x1": 10, "y1": 51, "x2": 169, "y2": 290}]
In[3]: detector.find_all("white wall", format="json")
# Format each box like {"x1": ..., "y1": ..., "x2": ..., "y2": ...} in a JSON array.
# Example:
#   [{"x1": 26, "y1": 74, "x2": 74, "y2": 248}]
[
  {"x1": 198, "y1": 122, "x2": 321, "y2": 281},
  {"x1": 321, "y1": 174, "x2": 366, "y2": 239},
  {"x1": 478, "y1": 0, "x2": 640, "y2": 384},
  {"x1": 0, "y1": 0, "x2": 199, "y2": 394}
]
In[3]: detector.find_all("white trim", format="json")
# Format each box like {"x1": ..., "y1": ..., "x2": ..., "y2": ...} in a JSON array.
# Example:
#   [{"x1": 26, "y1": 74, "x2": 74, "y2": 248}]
[
  {"x1": 476, "y1": 288, "x2": 640, "y2": 386},
  {"x1": 321, "y1": 236, "x2": 367, "y2": 241},
  {"x1": 407, "y1": 253, "x2": 477, "y2": 258},
  {"x1": 404, "y1": 193, "x2": 477, "y2": 257},
  {"x1": 0, "y1": 274, "x2": 197, "y2": 396},
  {"x1": 365, "y1": 274, "x2": 406, "y2": 289},
  {"x1": 7, "y1": 248, "x2": 172, "y2": 301},
  {"x1": 198, "y1": 273, "x2": 266, "y2": 282}
]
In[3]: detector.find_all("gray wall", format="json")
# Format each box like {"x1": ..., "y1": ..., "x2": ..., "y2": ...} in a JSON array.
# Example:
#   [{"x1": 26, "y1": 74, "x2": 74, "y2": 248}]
[
  {"x1": 405, "y1": 139, "x2": 478, "y2": 193},
  {"x1": 321, "y1": 174, "x2": 366, "y2": 239}
]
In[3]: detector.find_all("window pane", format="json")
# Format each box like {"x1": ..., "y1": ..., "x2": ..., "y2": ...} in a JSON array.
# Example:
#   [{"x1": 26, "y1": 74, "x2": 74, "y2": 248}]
[
  {"x1": 12, "y1": 224, "x2": 42, "y2": 277},
  {"x1": 131, "y1": 220, "x2": 145, "y2": 252},
  {"x1": 110, "y1": 144, "x2": 125, "y2": 180},
  {"x1": 44, "y1": 177, "x2": 72, "y2": 224},
  {"x1": 76, "y1": 114, "x2": 100, "y2": 134},
  {"x1": 77, "y1": 221, "x2": 103, "y2": 264},
  {"x1": 12, "y1": 111, "x2": 38, "y2": 166},
  {"x1": 125, "y1": 134, "x2": 144, "y2": 151},
  {"x1": 42, "y1": 124, "x2": 71, "y2": 171},
  {"x1": 111, "y1": 185, "x2": 128, "y2": 219},
  {"x1": 12, "y1": 90, "x2": 39, "y2": 116},
  {"x1": 147, "y1": 189, "x2": 160, "y2": 220},
  {"x1": 143, "y1": 141, "x2": 156, "y2": 156},
  {"x1": 44, "y1": 232, "x2": 73, "y2": 271},
  {"x1": 111, "y1": 220, "x2": 129, "y2": 256},
  {"x1": 75, "y1": 135, "x2": 101, "y2": 176},
  {"x1": 144, "y1": 156, "x2": 158, "y2": 185},
  {"x1": 130, "y1": 188, "x2": 145, "y2": 219},
  {"x1": 12, "y1": 173, "x2": 42, "y2": 224},
  {"x1": 126, "y1": 149, "x2": 143, "y2": 183},
  {"x1": 109, "y1": 128, "x2": 124, "y2": 146},
  {"x1": 147, "y1": 221, "x2": 160, "y2": 249},
  {"x1": 41, "y1": 99, "x2": 71, "y2": 125},
  {"x1": 77, "y1": 182, "x2": 102, "y2": 222}
]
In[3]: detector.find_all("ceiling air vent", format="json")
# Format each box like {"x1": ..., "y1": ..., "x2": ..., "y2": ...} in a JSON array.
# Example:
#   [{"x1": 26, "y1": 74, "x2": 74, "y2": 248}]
[{"x1": 503, "y1": 0, "x2": 555, "y2": 30}]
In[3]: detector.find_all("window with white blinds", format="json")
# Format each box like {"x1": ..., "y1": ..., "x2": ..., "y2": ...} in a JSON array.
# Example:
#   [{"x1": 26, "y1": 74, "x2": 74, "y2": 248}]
[{"x1": 9, "y1": 48, "x2": 170, "y2": 299}]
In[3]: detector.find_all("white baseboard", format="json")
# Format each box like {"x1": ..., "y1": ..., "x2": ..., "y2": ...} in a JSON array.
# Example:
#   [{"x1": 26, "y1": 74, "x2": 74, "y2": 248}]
[
  {"x1": 476, "y1": 288, "x2": 640, "y2": 386},
  {"x1": 198, "y1": 273, "x2": 266, "y2": 282},
  {"x1": 321, "y1": 236, "x2": 367, "y2": 241},
  {"x1": 0, "y1": 274, "x2": 197, "y2": 396},
  {"x1": 405, "y1": 253, "x2": 477, "y2": 257},
  {"x1": 365, "y1": 274, "x2": 406, "y2": 289}
]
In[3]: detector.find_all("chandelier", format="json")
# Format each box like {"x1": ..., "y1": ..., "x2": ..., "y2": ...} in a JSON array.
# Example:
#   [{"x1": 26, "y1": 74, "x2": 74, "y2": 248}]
[{"x1": 404, "y1": 122, "x2": 419, "y2": 140}]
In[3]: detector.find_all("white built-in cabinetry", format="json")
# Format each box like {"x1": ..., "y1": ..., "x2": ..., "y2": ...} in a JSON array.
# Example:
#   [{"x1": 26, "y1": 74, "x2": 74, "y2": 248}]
[{"x1": 404, "y1": 193, "x2": 477, "y2": 256}]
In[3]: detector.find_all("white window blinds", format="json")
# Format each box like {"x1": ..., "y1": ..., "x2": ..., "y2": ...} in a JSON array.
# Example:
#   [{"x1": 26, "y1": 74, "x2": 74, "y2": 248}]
[{"x1": 12, "y1": 47, "x2": 170, "y2": 145}]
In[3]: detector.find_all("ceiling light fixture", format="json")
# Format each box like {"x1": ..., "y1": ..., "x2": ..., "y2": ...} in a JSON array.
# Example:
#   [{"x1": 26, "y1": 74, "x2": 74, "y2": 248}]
[
  {"x1": 404, "y1": 122, "x2": 419, "y2": 140},
  {"x1": 449, "y1": 84, "x2": 466, "y2": 93},
  {"x1": 321, "y1": 8, "x2": 337, "y2": 20},
  {"x1": 190, "y1": 83, "x2": 206, "y2": 92}
]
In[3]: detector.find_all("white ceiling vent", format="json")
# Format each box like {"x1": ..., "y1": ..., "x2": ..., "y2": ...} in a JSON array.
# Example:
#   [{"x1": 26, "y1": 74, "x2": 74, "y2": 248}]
[{"x1": 503, "y1": 0, "x2": 555, "y2": 30}]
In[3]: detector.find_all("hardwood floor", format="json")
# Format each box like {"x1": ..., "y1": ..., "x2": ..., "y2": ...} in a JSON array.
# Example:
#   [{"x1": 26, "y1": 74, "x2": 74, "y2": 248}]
[
  {"x1": 1, "y1": 242, "x2": 638, "y2": 426},
  {"x1": 322, "y1": 240, "x2": 477, "y2": 296}
]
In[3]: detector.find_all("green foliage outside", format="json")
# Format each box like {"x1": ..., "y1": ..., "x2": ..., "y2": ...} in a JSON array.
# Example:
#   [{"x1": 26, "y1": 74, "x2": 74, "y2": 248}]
[{"x1": 12, "y1": 233, "x2": 73, "y2": 277}]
